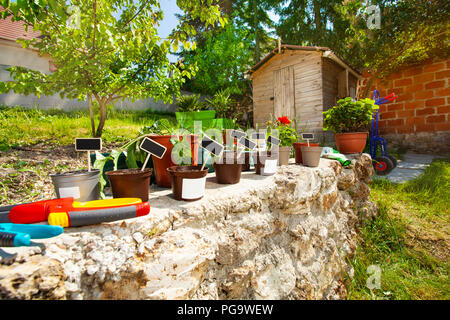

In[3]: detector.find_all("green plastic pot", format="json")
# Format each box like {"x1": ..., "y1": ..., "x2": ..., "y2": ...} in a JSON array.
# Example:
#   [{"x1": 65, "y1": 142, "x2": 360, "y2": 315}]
[{"x1": 175, "y1": 110, "x2": 216, "y2": 130}]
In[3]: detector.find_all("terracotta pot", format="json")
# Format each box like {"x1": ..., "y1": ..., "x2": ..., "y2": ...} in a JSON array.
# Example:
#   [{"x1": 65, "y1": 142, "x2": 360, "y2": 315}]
[
  {"x1": 167, "y1": 165, "x2": 208, "y2": 201},
  {"x1": 252, "y1": 151, "x2": 278, "y2": 176},
  {"x1": 214, "y1": 151, "x2": 243, "y2": 184},
  {"x1": 334, "y1": 132, "x2": 368, "y2": 154},
  {"x1": 278, "y1": 146, "x2": 292, "y2": 166},
  {"x1": 149, "y1": 135, "x2": 199, "y2": 188},
  {"x1": 300, "y1": 146, "x2": 323, "y2": 167},
  {"x1": 106, "y1": 168, "x2": 152, "y2": 202},
  {"x1": 293, "y1": 142, "x2": 319, "y2": 164}
]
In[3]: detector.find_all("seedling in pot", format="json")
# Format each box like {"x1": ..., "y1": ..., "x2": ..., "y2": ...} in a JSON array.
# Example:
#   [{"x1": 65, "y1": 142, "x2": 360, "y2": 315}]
[{"x1": 200, "y1": 135, "x2": 224, "y2": 170}]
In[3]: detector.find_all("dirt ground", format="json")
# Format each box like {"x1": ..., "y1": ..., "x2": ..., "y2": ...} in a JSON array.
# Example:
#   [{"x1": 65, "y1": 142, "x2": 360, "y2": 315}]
[{"x1": 0, "y1": 143, "x2": 119, "y2": 206}]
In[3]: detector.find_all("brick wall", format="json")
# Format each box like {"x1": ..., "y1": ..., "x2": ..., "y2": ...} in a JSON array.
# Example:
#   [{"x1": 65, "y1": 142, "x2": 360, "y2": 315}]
[{"x1": 359, "y1": 58, "x2": 450, "y2": 154}]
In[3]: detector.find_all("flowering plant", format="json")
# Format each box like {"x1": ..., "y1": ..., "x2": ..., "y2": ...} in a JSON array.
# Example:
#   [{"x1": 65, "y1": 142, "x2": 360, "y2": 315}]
[{"x1": 266, "y1": 116, "x2": 298, "y2": 147}]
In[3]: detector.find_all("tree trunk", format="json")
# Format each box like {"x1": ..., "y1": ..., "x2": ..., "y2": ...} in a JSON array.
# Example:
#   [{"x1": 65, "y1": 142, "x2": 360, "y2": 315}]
[
  {"x1": 313, "y1": 0, "x2": 322, "y2": 44},
  {"x1": 95, "y1": 99, "x2": 107, "y2": 137},
  {"x1": 87, "y1": 93, "x2": 96, "y2": 137}
]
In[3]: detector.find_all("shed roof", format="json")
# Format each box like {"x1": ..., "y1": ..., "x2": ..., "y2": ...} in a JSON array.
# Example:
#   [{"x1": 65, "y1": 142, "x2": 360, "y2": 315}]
[{"x1": 248, "y1": 44, "x2": 362, "y2": 78}]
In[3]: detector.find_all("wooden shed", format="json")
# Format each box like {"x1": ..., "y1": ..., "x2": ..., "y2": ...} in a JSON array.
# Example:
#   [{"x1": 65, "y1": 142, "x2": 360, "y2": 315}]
[{"x1": 248, "y1": 45, "x2": 362, "y2": 140}]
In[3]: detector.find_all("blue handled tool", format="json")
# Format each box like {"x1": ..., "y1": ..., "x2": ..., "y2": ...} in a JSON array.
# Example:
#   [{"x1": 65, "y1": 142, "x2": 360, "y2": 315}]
[
  {"x1": 0, "y1": 223, "x2": 63, "y2": 264},
  {"x1": 0, "y1": 223, "x2": 63, "y2": 239}
]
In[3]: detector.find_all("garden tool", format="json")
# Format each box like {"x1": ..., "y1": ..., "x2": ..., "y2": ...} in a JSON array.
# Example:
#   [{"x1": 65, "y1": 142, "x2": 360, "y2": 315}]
[
  {"x1": 321, "y1": 147, "x2": 352, "y2": 167},
  {"x1": 0, "y1": 197, "x2": 148, "y2": 226}
]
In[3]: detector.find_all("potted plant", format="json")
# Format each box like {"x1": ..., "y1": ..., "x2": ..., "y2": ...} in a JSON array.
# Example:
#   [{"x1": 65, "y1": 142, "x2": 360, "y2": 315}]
[
  {"x1": 292, "y1": 120, "x2": 318, "y2": 164},
  {"x1": 206, "y1": 89, "x2": 236, "y2": 130},
  {"x1": 267, "y1": 116, "x2": 298, "y2": 166},
  {"x1": 167, "y1": 165, "x2": 209, "y2": 201},
  {"x1": 323, "y1": 97, "x2": 378, "y2": 154},
  {"x1": 300, "y1": 141, "x2": 323, "y2": 167},
  {"x1": 213, "y1": 147, "x2": 243, "y2": 184},
  {"x1": 175, "y1": 94, "x2": 215, "y2": 130},
  {"x1": 93, "y1": 137, "x2": 154, "y2": 202},
  {"x1": 138, "y1": 119, "x2": 199, "y2": 188}
]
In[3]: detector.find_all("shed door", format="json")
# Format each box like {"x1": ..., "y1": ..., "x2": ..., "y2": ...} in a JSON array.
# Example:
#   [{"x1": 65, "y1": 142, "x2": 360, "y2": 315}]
[{"x1": 273, "y1": 66, "x2": 295, "y2": 120}]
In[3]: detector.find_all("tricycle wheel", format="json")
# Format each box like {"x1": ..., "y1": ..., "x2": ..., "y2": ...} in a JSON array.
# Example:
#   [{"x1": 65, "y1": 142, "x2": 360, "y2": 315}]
[
  {"x1": 387, "y1": 155, "x2": 398, "y2": 168},
  {"x1": 373, "y1": 156, "x2": 394, "y2": 176}
]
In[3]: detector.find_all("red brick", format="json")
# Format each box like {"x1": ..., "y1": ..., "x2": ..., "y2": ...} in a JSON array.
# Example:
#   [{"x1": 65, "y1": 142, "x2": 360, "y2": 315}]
[
  {"x1": 426, "y1": 98, "x2": 446, "y2": 107},
  {"x1": 425, "y1": 81, "x2": 445, "y2": 90},
  {"x1": 405, "y1": 100, "x2": 425, "y2": 110},
  {"x1": 396, "y1": 92, "x2": 414, "y2": 101},
  {"x1": 405, "y1": 84, "x2": 423, "y2": 92},
  {"x1": 406, "y1": 117, "x2": 425, "y2": 125},
  {"x1": 437, "y1": 106, "x2": 450, "y2": 114},
  {"x1": 436, "y1": 69, "x2": 450, "y2": 80},
  {"x1": 436, "y1": 87, "x2": 450, "y2": 97},
  {"x1": 415, "y1": 123, "x2": 435, "y2": 132},
  {"x1": 397, "y1": 110, "x2": 415, "y2": 118},
  {"x1": 380, "y1": 111, "x2": 396, "y2": 120},
  {"x1": 415, "y1": 90, "x2": 435, "y2": 100},
  {"x1": 378, "y1": 120, "x2": 387, "y2": 127},
  {"x1": 416, "y1": 108, "x2": 435, "y2": 116},
  {"x1": 423, "y1": 62, "x2": 445, "y2": 73},
  {"x1": 388, "y1": 103, "x2": 404, "y2": 111},
  {"x1": 394, "y1": 78, "x2": 413, "y2": 87},
  {"x1": 388, "y1": 119, "x2": 404, "y2": 127},
  {"x1": 435, "y1": 122, "x2": 450, "y2": 132},
  {"x1": 426, "y1": 115, "x2": 446, "y2": 123},
  {"x1": 413, "y1": 73, "x2": 434, "y2": 84},
  {"x1": 397, "y1": 126, "x2": 415, "y2": 134},
  {"x1": 380, "y1": 127, "x2": 397, "y2": 134},
  {"x1": 403, "y1": 66, "x2": 423, "y2": 77},
  {"x1": 388, "y1": 72, "x2": 403, "y2": 80},
  {"x1": 447, "y1": 60, "x2": 450, "y2": 69},
  {"x1": 378, "y1": 105, "x2": 388, "y2": 113}
]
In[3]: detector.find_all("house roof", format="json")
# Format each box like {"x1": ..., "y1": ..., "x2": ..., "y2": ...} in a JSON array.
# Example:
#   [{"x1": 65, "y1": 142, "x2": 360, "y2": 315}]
[
  {"x1": 0, "y1": 7, "x2": 40, "y2": 42},
  {"x1": 247, "y1": 44, "x2": 362, "y2": 78}
]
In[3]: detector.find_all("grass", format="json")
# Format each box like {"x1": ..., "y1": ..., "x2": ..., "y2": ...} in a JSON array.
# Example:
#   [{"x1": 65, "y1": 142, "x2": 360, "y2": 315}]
[
  {"x1": 346, "y1": 159, "x2": 450, "y2": 300},
  {"x1": 0, "y1": 106, "x2": 176, "y2": 150}
]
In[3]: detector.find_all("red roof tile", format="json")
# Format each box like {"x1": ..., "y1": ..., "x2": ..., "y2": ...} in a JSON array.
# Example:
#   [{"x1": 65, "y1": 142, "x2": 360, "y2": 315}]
[{"x1": 0, "y1": 7, "x2": 40, "y2": 42}]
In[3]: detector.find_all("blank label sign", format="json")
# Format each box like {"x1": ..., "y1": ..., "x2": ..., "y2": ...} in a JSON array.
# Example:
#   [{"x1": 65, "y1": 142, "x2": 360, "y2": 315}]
[
  {"x1": 231, "y1": 130, "x2": 246, "y2": 140},
  {"x1": 201, "y1": 136, "x2": 224, "y2": 156},
  {"x1": 267, "y1": 135, "x2": 280, "y2": 146},
  {"x1": 75, "y1": 138, "x2": 102, "y2": 151},
  {"x1": 302, "y1": 133, "x2": 314, "y2": 140},
  {"x1": 140, "y1": 137, "x2": 167, "y2": 159},
  {"x1": 238, "y1": 137, "x2": 257, "y2": 150}
]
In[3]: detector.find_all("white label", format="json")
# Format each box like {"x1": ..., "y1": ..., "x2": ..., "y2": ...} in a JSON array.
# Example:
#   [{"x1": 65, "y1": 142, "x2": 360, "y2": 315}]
[
  {"x1": 182, "y1": 177, "x2": 206, "y2": 200},
  {"x1": 59, "y1": 186, "x2": 81, "y2": 199},
  {"x1": 263, "y1": 159, "x2": 278, "y2": 174}
]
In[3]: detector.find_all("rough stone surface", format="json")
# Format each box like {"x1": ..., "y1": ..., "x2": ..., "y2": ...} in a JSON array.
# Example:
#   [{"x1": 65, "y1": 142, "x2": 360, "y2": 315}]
[{"x1": 0, "y1": 154, "x2": 376, "y2": 300}]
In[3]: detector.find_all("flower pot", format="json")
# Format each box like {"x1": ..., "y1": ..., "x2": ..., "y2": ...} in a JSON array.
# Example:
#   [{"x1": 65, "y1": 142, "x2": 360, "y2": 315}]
[
  {"x1": 301, "y1": 146, "x2": 323, "y2": 167},
  {"x1": 167, "y1": 165, "x2": 208, "y2": 201},
  {"x1": 278, "y1": 146, "x2": 292, "y2": 166},
  {"x1": 213, "y1": 151, "x2": 243, "y2": 184},
  {"x1": 50, "y1": 170, "x2": 100, "y2": 202},
  {"x1": 252, "y1": 151, "x2": 278, "y2": 176},
  {"x1": 106, "y1": 168, "x2": 152, "y2": 202},
  {"x1": 293, "y1": 142, "x2": 319, "y2": 164},
  {"x1": 334, "y1": 132, "x2": 368, "y2": 154},
  {"x1": 149, "y1": 135, "x2": 199, "y2": 188}
]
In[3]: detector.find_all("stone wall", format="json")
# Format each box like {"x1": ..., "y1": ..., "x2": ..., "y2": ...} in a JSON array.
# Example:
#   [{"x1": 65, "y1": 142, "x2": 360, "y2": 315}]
[{"x1": 0, "y1": 155, "x2": 376, "y2": 300}]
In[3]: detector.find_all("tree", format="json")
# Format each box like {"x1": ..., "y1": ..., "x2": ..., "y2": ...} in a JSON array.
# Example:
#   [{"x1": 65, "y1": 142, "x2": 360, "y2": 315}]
[
  {"x1": 0, "y1": 0, "x2": 224, "y2": 137},
  {"x1": 179, "y1": 19, "x2": 253, "y2": 95},
  {"x1": 274, "y1": 0, "x2": 450, "y2": 96}
]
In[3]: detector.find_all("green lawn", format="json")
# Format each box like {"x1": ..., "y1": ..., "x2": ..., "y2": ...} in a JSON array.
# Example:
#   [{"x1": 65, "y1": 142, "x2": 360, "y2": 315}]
[
  {"x1": 346, "y1": 159, "x2": 450, "y2": 300},
  {"x1": 0, "y1": 106, "x2": 176, "y2": 150}
]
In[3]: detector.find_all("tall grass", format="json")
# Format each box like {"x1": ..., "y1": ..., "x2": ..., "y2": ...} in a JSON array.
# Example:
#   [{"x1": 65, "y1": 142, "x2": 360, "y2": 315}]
[
  {"x1": 0, "y1": 106, "x2": 176, "y2": 149},
  {"x1": 346, "y1": 159, "x2": 450, "y2": 300}
]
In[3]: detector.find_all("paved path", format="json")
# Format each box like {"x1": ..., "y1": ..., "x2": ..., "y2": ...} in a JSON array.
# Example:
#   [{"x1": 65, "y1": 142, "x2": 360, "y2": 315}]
[{"x1": 374, "y1": 153, "x2": 436, "y2": 183}]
